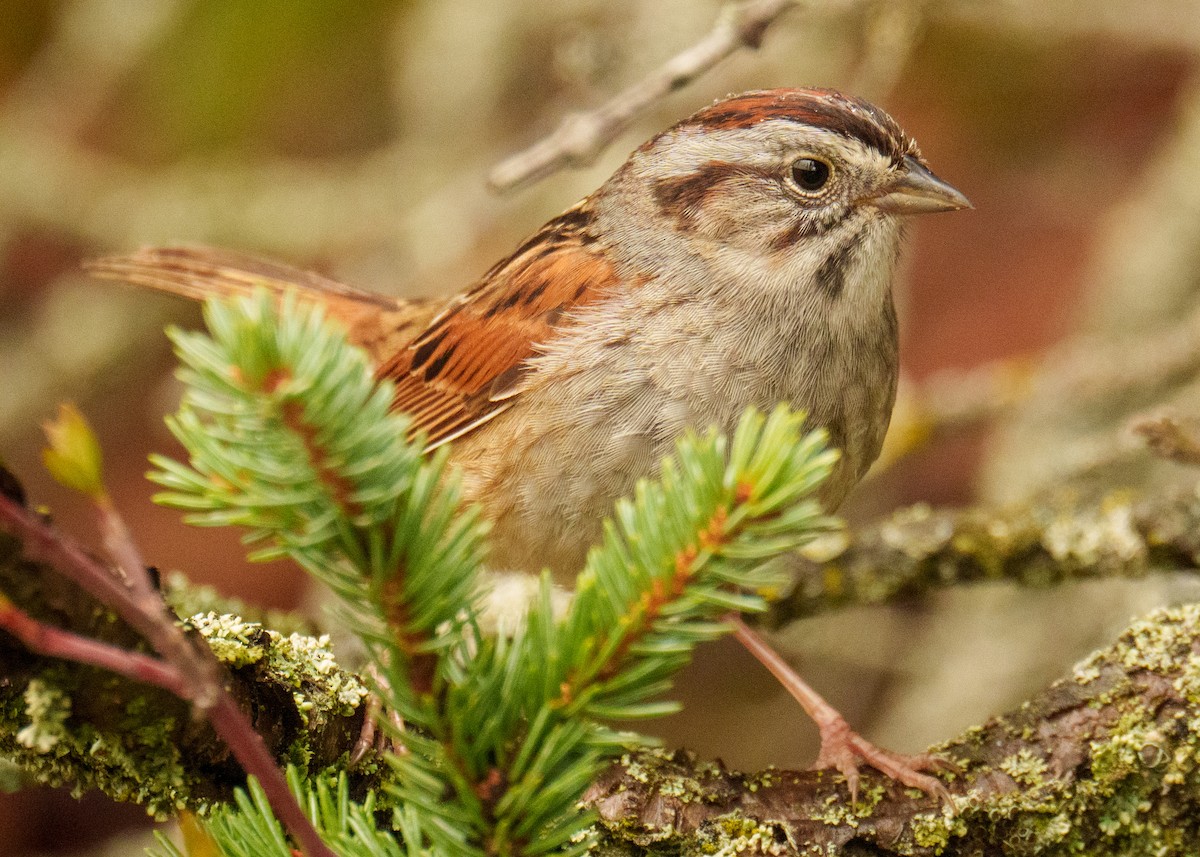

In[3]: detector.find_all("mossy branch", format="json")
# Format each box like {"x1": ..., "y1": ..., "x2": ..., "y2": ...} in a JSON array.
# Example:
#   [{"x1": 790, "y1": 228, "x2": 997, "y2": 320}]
[
  {"x1": 585, "y1": 601, "x2": 1200, "y2": 856},
  {"x1": 0, "y1": 522, "x2": 375, "y2": 817},
  {"x1": 5, "y1": 499, "x2": 1200, "y2": 853},
  {"x1": 771, "y1": 484, "x2": 1200, "y2": 627}
]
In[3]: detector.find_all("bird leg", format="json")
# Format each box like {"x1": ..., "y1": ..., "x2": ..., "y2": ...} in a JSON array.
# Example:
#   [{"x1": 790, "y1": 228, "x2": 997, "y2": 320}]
[
  {"x1": 726, "y1": 614, "x2": 952, "y2": 804},
  {"x1": 349, "y1": 663, "x2": 409, "y2": 766}
]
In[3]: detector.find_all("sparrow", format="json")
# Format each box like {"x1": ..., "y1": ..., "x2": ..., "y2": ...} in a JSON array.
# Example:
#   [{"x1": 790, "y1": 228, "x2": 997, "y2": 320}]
[{"x1": 88, "y1": 87, "x2": 970, "y2": 800}]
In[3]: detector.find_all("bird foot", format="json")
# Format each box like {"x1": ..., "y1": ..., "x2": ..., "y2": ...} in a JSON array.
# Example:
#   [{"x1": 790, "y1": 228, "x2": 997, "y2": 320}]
[
  {"x1": 813, "y1": 714, "x2": 955, "y2": 806},
  {"x1": 349, "y1": 669, "x2": 409, "y2": 766}
]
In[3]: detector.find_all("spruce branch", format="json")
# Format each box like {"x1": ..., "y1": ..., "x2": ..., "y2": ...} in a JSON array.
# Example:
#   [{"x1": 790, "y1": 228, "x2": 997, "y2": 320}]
[
  {"x1": 407, "y1": 407, "x2": 839, "y2": 855},
  {"x1": 151, "y1": 292, "x2": 488, "y2": 721},
  {"x1": 555, "y1": 406, "x2": 838, "y2": 720},
  {"x1": 150, "y1": 771, "x2": 418, "y2": 857},
  {"x1": 142, "y1": 293, "x2": 842, "y2": 854}
]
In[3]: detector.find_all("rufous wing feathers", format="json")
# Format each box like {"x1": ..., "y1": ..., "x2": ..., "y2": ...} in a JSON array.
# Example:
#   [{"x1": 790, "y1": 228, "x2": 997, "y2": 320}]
[{"x1": 88, "y1": 204, "x2": 619, "y2": 450}]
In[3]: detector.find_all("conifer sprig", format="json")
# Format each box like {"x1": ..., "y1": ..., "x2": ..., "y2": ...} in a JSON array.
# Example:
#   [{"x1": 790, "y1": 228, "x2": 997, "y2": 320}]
[
  {"x1": 437, "y1": 407, "x2": 839, "y2": 851},
  {"x1": 559, "y1": 406, "x2": 839, "y2": 720},
  {"x1": 150, "y1": 292, "x2": 487, "y2": 722},
  {"x1": 150, "y1": 772, "x2": 418, "y2": 857},
  {"x1": 151, "y1": 294, "x2": 838, "y2": 855}
]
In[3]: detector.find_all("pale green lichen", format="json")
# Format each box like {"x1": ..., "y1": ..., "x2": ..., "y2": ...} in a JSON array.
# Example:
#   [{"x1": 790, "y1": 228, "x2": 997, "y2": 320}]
[
  {"x1": 880, "y1": 503, "x2": 951, "y2": 559},
  {"x1": 184, "y1": 612, "x2": 368, "y2": 723},
  {"x1": 2, "y1": 670, "x2": 192, "y2": 818},
  {"x1": 270, "y1": 632, "x2": 369, "y2": 717},
  {"x1": 1041, "y1": 496, "x2": 1146, "y2": 571},
  {"x1": 999, "y1": 749, "x2": 1050, "y2": 788},
  {"x1": 797, "y1": 530, "x2": 850, "y2": 564},
  {"x1": 186, "y1": 612, "x2": 268, "y2": 667},
  {"x1": 1175, "y1": 654, "x2": 1200, "y2": 701},
  {"x1": 1073, "y1": 649, "x2": 1105, "y2": 684},
  {"x1": 609, "y1": 748, "x2": 725, "y2": 806},
  {"x1": 1117, "y1": 607, "x2": 1198, "y2": 674},
  {"x1": 163, "y1": 572, "x2": 313, "y2": 637},
  {"x1": 16, "y1": 679, "x2": 70, "y2": 753},
  {"x1": 810, "y1": 780, "x2": 886, "y2": 829},
  {"x1": 618, "y1": 753, "x2": 653, "y2": 785},
  {"x1": 697, "y1": 815, "x2": 789, "y2": 856},
  {"x1": 747, "y1": 767, "x2": 778, "y2": 793},
  {"x1": 909, "y1": 805, "x2": 967, "y2": 850}
]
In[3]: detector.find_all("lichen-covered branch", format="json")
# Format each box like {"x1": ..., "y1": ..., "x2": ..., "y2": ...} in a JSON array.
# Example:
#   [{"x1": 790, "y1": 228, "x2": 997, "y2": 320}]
[
  {"x1": 585, "y1": 602, "x2": 1200, "y2": 855},
  {"x1": 0, "y1": 525, "x2": 373, "y2": 817},
  {"x1": 770, "y1": 483, "x2": 1200, "y2": 627},
  {"x1": 4, "y1": 478, "x2": 1200, "y2": 852}
]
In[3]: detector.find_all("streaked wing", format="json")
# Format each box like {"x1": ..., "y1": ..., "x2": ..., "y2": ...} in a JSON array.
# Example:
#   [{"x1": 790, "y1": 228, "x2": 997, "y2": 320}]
[
  {"x1": 377, "y1": 202, "x2": 620, "y2": 449},
  {"x1": 87, "y1": 202, "x2": 617, "y2": 451}
]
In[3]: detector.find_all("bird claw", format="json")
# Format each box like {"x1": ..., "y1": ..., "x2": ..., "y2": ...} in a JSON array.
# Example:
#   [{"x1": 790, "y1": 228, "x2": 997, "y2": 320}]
[
  {"x1": 349, "y1": 672, "x2": 409, "y2": 766},
  {"x1": 813, "y1": 716, "x2": 955, "y2": 808}
]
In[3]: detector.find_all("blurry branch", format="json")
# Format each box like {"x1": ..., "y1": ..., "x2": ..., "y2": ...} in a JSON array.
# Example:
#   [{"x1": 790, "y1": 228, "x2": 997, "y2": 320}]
[
  {"x1": 490, "y1": 0, "x2": 1200, "y2": 193},
  {"x1": 978, "y1": 291, "x2": 1200, "y2": 503},
  {"x1": 1132, "y1": 410, "x2": 1200, "y2": 467},
  {"x1": 772, "y1": 481, "x2": 1200, "y2": 627},
  {"x1": 588, "y1": 602, "x2": 1200, "y2": 855},
  {"x1": 488, "y1": 0, "x2": 811, "y2": 192},
  {"x1": 0, "y1": 126, "x2": 434, "y2": 257}
]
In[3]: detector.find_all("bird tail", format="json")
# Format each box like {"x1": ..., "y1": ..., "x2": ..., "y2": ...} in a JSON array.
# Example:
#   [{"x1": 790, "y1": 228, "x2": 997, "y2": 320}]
[
  {"x1": 84, "y1": 244, "x2": 398, "y2": 312},
  {"x1": 85, "y1": 245, "x2": 437, "y2": 361}
]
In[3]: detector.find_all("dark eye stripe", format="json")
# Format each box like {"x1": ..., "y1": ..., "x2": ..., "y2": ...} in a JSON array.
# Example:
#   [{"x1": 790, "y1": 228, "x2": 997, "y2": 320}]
[{"x1": 652, "y1": 161, "x2": 775, "y2": 232}]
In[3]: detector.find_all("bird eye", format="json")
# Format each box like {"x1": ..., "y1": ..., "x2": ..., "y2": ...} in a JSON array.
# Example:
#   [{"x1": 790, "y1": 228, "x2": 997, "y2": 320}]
[{"x1": 790, "y1": 158, "x2": 831, "y2": 193}]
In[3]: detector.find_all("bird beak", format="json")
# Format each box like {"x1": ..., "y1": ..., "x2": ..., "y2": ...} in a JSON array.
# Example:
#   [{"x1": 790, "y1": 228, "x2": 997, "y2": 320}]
[{"x1": 869, "y1": 156, "x2": 971, "y2": 215}]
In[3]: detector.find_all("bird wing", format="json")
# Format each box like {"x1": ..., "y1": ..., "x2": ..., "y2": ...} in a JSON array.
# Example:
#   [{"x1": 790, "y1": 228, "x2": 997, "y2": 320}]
[
  {"x1": 87, "y1": 203, "x2": 620, "y2": 450},
  {"x1": 377, "y1": 204, "x2": 620, "y2": 449}
]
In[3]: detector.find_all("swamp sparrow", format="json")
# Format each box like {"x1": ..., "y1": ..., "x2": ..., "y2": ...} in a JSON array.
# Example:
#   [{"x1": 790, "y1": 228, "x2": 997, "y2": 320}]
[{"x1": 90, "y1": 88, "x2": 970, "y2": 800}]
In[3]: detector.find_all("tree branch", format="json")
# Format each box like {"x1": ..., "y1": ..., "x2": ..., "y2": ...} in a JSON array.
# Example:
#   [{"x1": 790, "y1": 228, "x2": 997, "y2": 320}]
[
  {"x1": 487, "y1": 0, "x2": 808, "y2": 192},
  {"x1": 4, "y1": 467, "x2": 1200, "y2": 853},
  {"x1": 0, "y1": 522, "x2": 373, "y2": 815},
  {"x1": 770, "y1": 482, "x2": 1200, "y2": 627},
  {"x1": 585, "y1": 602, "x2": 1200, "y2": 855}
]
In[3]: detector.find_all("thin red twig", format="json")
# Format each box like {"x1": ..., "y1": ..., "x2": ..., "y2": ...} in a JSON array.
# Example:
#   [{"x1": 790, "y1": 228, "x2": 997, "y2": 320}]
[
  {"x1": 0, "y1": 494, "x2": 337, "y2": 857},
  {"x1": 0, "y1": 602, "x2": 189, "y2": 697}
]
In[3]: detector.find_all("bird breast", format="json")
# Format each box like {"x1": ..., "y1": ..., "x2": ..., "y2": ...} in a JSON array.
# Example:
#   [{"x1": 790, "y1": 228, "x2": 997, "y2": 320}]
[{"x1": 448, "y1": 254, "x2": 900, "y2": 580}]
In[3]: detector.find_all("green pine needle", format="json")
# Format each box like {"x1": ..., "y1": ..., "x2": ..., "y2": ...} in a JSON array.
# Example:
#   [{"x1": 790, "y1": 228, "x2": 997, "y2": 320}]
[{"x1": 153, "y1": 293, "x2": 839, "y2": 855}]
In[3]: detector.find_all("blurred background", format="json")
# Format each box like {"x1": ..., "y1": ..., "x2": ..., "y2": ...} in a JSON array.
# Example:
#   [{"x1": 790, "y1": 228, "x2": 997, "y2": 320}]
[{"x1": 4, "y1": 0, "x2": 1200, "y2": 852}]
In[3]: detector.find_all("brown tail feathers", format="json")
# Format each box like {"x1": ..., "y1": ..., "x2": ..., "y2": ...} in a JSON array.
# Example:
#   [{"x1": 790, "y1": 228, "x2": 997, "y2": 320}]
[{"x1": 85, "y1": 245, "x2": 440, "y2": 363}]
